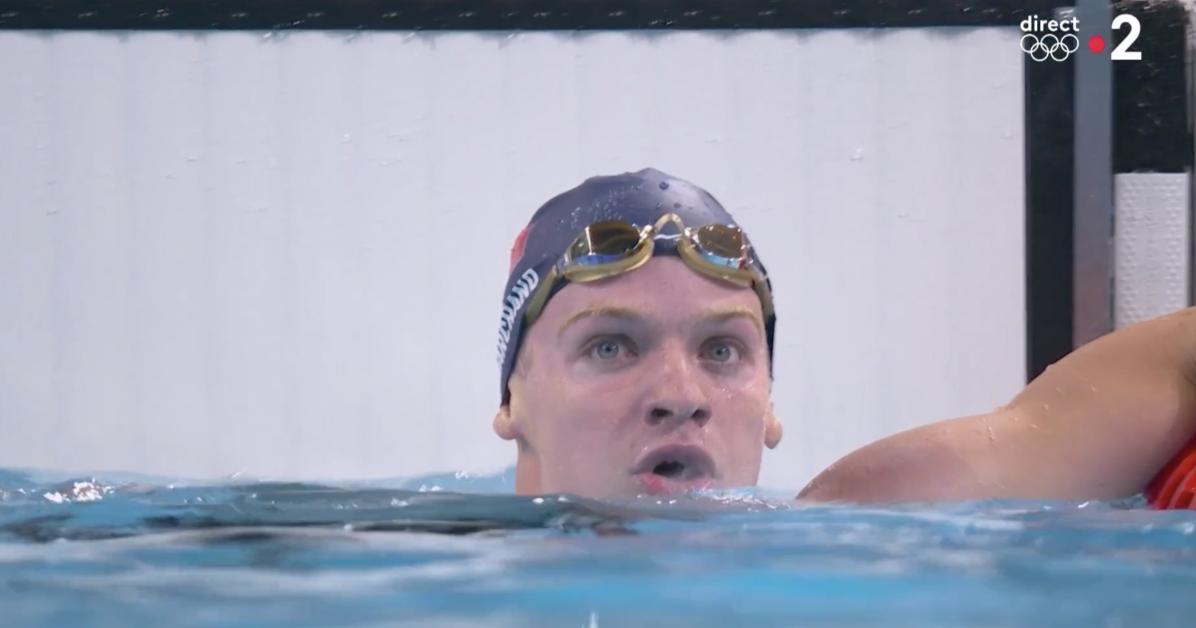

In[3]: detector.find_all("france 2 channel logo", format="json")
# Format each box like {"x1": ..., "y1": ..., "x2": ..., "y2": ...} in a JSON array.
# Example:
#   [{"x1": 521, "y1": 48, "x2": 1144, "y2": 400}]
[{"x1": 1019, "y1": 13, "x2": 1143, "y2": 62}]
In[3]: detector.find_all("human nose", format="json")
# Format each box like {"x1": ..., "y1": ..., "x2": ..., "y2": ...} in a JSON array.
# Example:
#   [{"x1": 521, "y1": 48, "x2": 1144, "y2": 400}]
[{"x1": 644, "y1": 344, "x2": 712, "y2": 428}]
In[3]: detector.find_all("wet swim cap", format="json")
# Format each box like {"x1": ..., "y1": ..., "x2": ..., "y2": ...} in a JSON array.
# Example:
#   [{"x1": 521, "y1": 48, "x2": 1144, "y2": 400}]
[{"x1": 495, "y1": 168, "x2": 776, "y2": 402}]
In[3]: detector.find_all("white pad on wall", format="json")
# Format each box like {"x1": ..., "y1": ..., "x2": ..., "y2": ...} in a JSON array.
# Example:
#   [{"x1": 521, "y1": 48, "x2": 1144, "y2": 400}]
[{"x1": 1114, "y1": 173, "x2": 1191, "y2": 328}]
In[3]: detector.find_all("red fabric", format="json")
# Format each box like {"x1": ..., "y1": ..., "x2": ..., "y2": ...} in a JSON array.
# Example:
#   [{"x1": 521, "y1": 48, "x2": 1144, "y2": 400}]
[
  {"x1": 1146, "y1": 436, "x2": 1196, "y2": 509},
  {"x1": 509, "y1": 226, "x2": 530, "y2": 273}
]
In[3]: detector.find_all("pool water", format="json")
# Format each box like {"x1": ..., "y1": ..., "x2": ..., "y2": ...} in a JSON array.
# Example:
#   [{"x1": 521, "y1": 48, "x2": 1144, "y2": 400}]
[{"x1": 2, "y1": 468, "x2": 1195, "y2": 627}]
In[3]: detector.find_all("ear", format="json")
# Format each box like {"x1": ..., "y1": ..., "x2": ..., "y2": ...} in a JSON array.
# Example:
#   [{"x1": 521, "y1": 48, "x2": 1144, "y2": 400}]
[
  {"x1": 764, "y1": 402, "x2": 783, "y2": 449},
  {"x1": 493, "y1": 404, "x2": 519, "y2": 441}
]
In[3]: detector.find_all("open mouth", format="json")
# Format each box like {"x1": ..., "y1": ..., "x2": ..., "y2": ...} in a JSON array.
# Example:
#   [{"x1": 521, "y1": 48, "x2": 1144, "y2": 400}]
[
  {"x1": 632, "y1": 445, "x2": 716, "y2": 494},
  {"x1": 650, "y1": 459, "x2": 699, "y2": 480}
]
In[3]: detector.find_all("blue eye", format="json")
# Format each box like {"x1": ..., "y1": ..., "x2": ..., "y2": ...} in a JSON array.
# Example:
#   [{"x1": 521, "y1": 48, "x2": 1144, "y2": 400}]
[
  {"x1": 703, "y1": 340, "x2": 740, "y2": 363},
  {"x1": 592, "y1": 340, "x2": 622, "y2": 360},
  {"x1": 586, "y1": 336, "x2": 637, "y2": 362}
]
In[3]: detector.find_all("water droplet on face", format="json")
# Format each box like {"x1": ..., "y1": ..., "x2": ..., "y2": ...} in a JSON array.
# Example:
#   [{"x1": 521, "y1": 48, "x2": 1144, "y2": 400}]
[{"x1": 658, "y1": 181, "x2": 669, "y2": 190}]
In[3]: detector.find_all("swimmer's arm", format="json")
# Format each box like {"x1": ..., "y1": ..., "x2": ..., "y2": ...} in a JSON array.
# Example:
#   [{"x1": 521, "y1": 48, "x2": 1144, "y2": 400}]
[{"x1": 798, "y1": 306, "x2": 1196, "y2": 503}]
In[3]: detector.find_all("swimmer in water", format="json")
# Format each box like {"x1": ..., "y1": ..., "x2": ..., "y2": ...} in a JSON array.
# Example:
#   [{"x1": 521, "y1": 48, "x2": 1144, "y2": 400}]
[{"x1": 492, "y1": 168, "x2": 1196, "y2": 506}]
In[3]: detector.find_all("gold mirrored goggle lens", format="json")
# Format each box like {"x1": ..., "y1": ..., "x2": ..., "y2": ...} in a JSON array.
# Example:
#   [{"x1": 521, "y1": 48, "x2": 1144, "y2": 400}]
[
  {"x1": 692, "y1": 224, "x2": 747, "y2": 265},
  {"x1": 561, "y1": 220, "x2": 653, "y2": 283},
  {"x1": 676, "y1": 223, "x2": 760, "y2": 292},
  {"x1": 566, "y1": 220, "x2": 644, "y2": 262}
]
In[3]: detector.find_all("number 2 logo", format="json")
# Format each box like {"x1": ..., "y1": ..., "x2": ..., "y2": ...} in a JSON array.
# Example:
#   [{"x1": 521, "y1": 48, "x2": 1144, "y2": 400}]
[{"x1": 1111, "y1": 14, "x2": 1142, "y2": 61}]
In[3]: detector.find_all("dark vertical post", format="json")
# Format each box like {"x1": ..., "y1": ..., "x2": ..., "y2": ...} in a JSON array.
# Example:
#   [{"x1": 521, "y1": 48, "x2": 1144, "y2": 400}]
[
  {"x1": 1072, "y1": 0, "x2": 1115, "y2": 346},
  {"x1": 1025, "y1": 15, "x2": 1077, "y2": 379}
]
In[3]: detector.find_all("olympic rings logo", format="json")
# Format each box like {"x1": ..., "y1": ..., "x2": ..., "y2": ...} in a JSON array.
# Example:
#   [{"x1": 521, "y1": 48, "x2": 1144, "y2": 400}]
[{"x1": 1020, "y1": 32, "x2": 1080, "y2": 62}]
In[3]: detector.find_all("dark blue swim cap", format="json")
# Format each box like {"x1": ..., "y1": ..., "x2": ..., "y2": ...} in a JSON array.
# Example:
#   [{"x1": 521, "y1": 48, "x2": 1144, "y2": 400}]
[{"x1": 496, "y1": 168, "x2": 775, "y2": 402}]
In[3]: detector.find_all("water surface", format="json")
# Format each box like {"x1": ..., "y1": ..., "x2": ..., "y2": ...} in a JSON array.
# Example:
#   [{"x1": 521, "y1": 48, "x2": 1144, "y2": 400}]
[{"x1": 2, "y1": 469, "x2": 1195, "y2": 627}]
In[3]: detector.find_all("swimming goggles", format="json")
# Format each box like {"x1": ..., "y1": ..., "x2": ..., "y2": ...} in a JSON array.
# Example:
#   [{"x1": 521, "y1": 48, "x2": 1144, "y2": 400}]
[{"x1": 523, "y1": 212, "x2": 774, "y2": 326}]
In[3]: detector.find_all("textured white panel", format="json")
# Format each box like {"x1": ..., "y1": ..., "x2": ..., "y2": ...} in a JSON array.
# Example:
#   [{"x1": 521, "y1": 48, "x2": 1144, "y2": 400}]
[
  {"x1": 0, "y1": 29, "x2": 1025, "y2": 490},
  {"x1": 1114, "y1": 174, "x2": 1191, "y2": 328}
]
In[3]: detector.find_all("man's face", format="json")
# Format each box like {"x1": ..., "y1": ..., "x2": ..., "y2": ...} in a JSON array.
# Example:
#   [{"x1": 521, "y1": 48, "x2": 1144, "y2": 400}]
[{"x1": 494, "y1": 256, "x2": 782, "y2": 499}]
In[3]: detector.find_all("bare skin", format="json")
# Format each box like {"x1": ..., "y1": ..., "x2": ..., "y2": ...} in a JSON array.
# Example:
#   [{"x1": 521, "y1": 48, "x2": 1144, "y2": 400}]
[{"x1": 799, "y1": 306, "x2": 1196, "y2": 503}]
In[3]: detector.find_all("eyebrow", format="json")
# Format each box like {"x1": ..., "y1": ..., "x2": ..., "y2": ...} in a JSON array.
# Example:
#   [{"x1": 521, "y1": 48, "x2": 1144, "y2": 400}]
[{"x1": 557, "y1": 305, "x2": 764, "y2": 339}]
